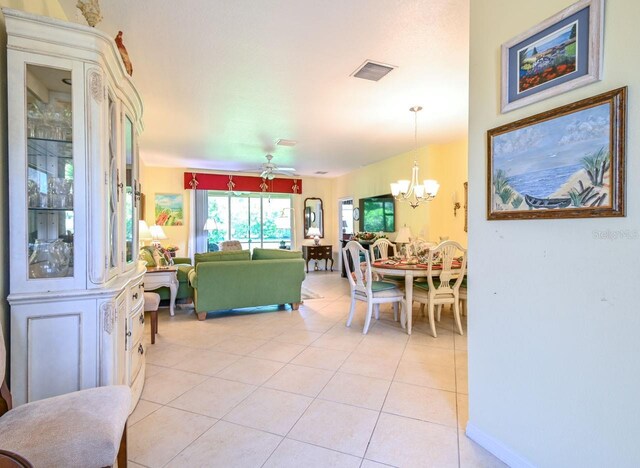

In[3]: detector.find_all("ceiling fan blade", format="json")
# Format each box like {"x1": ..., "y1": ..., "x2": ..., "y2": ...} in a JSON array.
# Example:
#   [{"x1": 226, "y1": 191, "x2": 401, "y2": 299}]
[{"x1": 277, "y1": 167, "x2": 296, "y2": 172}]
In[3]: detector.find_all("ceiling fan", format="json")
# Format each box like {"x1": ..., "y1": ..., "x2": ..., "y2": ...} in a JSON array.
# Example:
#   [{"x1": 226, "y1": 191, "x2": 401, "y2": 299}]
[{"x1": 257, "y1": 154, "x2": 296, "y2": 180}]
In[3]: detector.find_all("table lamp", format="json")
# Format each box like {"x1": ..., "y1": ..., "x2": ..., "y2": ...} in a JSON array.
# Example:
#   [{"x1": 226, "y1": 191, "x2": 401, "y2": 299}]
[
  {"x1": 307, "y1": 227, "x2": 321, "y2": 245},
  {"x1": 139, "y1": 220, "x2": 152, "y2": 247},
  {"x1": 149, "y1": 225, "x2": 167, "y2": 248},
  {"x1": 394, "y1": 226, "x2": 412, "y2": 258}
]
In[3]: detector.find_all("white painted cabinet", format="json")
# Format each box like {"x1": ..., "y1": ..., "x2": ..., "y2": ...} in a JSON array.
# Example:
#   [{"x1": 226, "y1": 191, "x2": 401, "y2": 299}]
[{"x1": 5, "y1": 8, "x2": 146, "y2": 407}]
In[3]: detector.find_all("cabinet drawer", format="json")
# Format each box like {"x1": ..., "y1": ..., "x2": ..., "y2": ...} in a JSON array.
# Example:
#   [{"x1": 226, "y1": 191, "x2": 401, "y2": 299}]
[
  {"x1": 129, "y1": 302, "x2": 145, "y2": 348},
  {"x1": 129, "y1": 281, "x2": 144, "y2": 310},
  {"x1": 129, "y1": 337, "x2": 145, "y2": 384}
]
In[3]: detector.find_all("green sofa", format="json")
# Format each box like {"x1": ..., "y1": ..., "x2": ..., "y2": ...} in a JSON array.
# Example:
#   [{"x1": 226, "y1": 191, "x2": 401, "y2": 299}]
[
  {"x1": 188, "y1": 248, "x2": 306, "y2": 320},
  {"x1": 139, "y1": 246, "x2": 194, "y2": 302}
]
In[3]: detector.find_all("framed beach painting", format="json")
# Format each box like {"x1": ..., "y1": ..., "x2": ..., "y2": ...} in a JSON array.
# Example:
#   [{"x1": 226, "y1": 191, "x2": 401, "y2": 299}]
[
  {"x1": 488, "y1": 87, "x2": 626, "y2": 220},
  {"x1": 155, "y1": 193, "x2": 184, "y2": 226},
  {"x1": 501, "y1": 0, "x2": 604, "y2": 113}
]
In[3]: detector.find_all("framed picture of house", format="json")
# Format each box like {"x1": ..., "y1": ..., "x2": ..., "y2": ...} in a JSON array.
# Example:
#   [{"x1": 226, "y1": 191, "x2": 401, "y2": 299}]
[
  {"x1": 488, "y1": 87, "x2": 626, "y2": 220},
  {"x1": 501, "y1": 0, "x2": 604, "y2": 113}
]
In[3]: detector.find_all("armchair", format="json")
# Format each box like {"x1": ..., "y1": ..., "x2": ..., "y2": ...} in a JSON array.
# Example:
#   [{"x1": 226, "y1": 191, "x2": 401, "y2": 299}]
[
  {"x1": 0, "y1": 322, "x2": 130, "y2": 467},
  {"x1": 139, "y1": 246, "x2": 194, "y2": 302}
]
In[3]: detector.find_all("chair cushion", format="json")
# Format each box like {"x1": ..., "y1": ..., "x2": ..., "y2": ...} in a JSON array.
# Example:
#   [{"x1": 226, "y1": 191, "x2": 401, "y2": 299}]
[
  {"x1": 380, "y1": 274, "x2": 404, "y2": 283},
  {"x1": 414, "y1": 277, "x2": 466, "y2": 291},
  {"x1": 370, "y1": 281, "x2": 398, "y2": 292},
  {"x1": 0, "y1": 386, "x2": 131, "y2": 468},
  {"x1": 144, "y1": 292, "x2": 161, "y2": 311},
  {"x1": 356, "y1": 286, "x2": 403, "y2": 299}
]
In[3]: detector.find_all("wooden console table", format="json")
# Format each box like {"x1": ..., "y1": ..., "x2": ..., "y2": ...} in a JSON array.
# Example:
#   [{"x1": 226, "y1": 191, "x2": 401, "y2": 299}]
[{"x1": 302, "y1": 245, "x2": 334, "y2": 273}]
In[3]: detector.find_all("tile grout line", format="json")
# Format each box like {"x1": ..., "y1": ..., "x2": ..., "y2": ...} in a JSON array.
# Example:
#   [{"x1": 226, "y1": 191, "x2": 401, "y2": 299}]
[
  {"x1": 157, "y1": 296, "x2": 347, "y2": 468},
  {"x1": 260, "y1": 306, "x2": 379, "y2": 467},
  {"x1": 359, "y1": 304, "x2": 412, "y2": 466}
]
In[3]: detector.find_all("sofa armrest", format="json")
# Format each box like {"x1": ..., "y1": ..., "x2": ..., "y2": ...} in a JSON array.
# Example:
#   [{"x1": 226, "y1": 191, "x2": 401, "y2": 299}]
[
  {"x1": 188, "y1": 268, "x2": 198, "y2": 288},
  {"x1": 173, "y1": 257, "x2": 191, "y2": 265}
]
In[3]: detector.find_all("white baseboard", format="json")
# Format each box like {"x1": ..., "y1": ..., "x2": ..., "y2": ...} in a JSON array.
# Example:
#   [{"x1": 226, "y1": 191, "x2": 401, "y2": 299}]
[{"x1": 465, "y1": 422, "x2": 535, "y2": 468}]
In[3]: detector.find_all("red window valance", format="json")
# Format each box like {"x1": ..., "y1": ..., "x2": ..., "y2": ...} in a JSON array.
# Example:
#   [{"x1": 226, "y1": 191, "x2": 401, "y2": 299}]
[{"x1": 183, "y1": 172, "x2": 302, "y2": 194}]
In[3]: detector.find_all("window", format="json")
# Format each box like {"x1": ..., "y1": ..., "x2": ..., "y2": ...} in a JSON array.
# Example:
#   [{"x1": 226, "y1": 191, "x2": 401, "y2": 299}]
[{"x1": 205, "y1": 191, "x2": 292, "y2": 251}]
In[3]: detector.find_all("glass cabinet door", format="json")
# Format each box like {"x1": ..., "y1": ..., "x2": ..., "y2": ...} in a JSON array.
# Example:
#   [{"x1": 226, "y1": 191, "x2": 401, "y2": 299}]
[
  {"x1": 26, "y1": 65, "x2": 74, "y2": 279},
  {"x1": 108, "y1": 93, "x2": 118, "y2": 271},
  {"x1": 124, "y1": 116, "x2": 135, "y2": 265}
]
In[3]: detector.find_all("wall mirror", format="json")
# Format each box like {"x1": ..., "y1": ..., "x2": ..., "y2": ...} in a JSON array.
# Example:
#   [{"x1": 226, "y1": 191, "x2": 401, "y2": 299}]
[{"x1": 304, "y1": 197, "x2": 324, "y2": 238}]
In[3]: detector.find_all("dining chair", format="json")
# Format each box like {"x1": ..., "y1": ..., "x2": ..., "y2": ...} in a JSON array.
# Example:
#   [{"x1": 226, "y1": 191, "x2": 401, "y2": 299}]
[
  {"x1": 371, "y1": 238, "x2": 397, "y2": 260},
  {"x1": 435, "y1": 276, "x2": 467, "y2": 321},
  {"x1": 0, "y1": 322, "x2": 131, "y2": 467},
  {"x1": 411, "y1": 240, "x2": 467, "y2": 337},
  {"x1": 459, "y1": 277, "x2": 467, "y2": 316},
  {"x1": 342, "y1": 241, "x2": 405, "y2": 334},
  {"x1": 370, "y1": 238, "x2": 404, "y2": 287}
]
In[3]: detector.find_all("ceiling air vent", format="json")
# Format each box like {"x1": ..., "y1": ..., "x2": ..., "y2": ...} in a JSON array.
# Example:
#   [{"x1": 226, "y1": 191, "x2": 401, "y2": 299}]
[
  {"x1": 351, "y1": 60, "x2": 396, "y2": 81},
  {"x1": 315, "y1": 171, "x2": 328, "y2": 175}
]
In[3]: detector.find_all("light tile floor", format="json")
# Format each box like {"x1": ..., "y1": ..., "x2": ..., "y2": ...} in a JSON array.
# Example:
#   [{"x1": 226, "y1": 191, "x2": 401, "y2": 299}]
[{"x1": 130, "y1": 271, "x2": 505, "y2": 467}]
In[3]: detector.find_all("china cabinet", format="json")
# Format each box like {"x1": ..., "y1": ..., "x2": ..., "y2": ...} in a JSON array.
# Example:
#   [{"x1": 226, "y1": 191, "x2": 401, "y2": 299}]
[{"x1": 5, "y1": 9, "x2": 145, "y2": 408}]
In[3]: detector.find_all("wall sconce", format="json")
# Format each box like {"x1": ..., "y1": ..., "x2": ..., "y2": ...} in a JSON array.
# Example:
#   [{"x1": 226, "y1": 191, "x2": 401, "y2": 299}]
[{"x1": 452, "y1": 191, "x2": 461, "y2": 217}]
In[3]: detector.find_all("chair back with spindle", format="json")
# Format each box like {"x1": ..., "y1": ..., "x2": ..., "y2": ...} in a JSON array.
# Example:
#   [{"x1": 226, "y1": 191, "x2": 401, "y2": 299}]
[
  {"x1": 426, "y1": 240, "x2": 467, "y2": 297},
  {"x1": 342, "y1": 241, "x2": 373, "y2": 296},
  {"x1": 371, "y1": 238, "x2": 397, "y2": 262}
]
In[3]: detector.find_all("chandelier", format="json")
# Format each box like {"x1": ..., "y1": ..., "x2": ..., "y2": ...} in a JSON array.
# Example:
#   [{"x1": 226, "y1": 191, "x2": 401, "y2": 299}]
[{"x1": 390, "y1": 106, "x2": 440, "y2": 208}]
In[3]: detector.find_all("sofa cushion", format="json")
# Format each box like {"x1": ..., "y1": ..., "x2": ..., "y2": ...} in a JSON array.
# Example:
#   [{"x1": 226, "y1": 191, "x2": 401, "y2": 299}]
[
  {"x1": 252, "y1": 248, "x2": 303, "y2": 261},
  {"x1": 139, "y1": 247, "x2": 156, "y2": 267},
  {"x1": 194, "y1": 250, "x2": 250, "y2": 265}
]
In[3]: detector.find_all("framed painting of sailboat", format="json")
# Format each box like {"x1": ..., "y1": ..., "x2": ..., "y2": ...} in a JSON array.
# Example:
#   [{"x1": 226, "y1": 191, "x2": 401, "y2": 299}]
[{"x1": 487, "y1": 87, "x2": 626, "y2": 220}]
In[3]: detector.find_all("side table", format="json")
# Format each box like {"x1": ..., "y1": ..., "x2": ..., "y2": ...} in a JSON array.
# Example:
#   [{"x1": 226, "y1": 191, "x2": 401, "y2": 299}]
[
  {"x1": 144, "y1": 266, "x2": 178, "y2": 316},
  {"x1": 302, "y1": 245, "x2": 334, "y2": 273}
]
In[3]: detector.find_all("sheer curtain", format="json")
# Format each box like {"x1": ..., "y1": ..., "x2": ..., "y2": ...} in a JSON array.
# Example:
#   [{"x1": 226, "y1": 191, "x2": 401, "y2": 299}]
[{"x1": 193, "y1": 189, "x2": 208, "y2": 254}]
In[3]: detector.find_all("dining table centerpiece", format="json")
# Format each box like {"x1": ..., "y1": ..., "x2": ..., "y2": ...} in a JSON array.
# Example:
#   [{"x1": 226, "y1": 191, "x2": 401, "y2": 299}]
[{"x1": 351, "y1": 231, "x2": 387, "y2": 244}]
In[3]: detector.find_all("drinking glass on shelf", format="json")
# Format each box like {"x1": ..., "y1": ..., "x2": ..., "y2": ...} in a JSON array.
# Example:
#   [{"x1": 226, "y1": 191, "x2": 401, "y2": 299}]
[
  {"x1": 27, "y1": 180, "x2": 39, "y2": 207},
  {"x1": 28, "y1": 239, "x2": 71, "y2": 278},
  {"x1": 27, "y1": 102, "x2": 42, "y2": 138}
]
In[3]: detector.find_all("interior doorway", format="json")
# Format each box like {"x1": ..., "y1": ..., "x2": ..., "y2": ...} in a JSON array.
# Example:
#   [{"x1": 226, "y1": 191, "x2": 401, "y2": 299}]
[{"x1": 338, "y1": 197, "x2": 354, "y2": 272}]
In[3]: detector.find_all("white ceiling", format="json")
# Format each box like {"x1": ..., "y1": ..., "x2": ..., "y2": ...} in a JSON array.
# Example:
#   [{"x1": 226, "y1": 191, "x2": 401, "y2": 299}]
[{"x1": 60, "y1": 0, "x2": 469, "y2": 177}]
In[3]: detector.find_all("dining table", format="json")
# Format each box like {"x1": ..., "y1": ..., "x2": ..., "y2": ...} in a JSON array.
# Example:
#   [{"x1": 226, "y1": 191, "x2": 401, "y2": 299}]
[{"x1": 371, "y1": 259, "x2": 464, "y2": 335}]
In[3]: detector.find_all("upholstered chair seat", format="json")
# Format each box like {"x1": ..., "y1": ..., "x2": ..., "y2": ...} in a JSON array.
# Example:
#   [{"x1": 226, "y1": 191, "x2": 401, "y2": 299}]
[{"x1": 0, "y1": 386, "x2": 130, "y2": 468}]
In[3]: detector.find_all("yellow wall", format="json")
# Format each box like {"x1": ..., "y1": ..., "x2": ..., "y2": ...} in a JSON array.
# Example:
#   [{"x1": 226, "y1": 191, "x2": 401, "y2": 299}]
[
  {"x1": 0, "y1": 0, "x2": 67, "y2": 377},
  {"x1": 139, "y1": 165, "x2": 191, "y2": 252},
  {"x1": 140, "y1": 139, "x2": 466, "y2": 259},
  {"x1": 333, "y1": 139, "x2": 468, "y2": 245},
  {"x1": 139, "y1": 161, "x2": 335, "y2": 255},
  {"x1": 468, "y1": 0, "x2": 639, "y2": 465}
]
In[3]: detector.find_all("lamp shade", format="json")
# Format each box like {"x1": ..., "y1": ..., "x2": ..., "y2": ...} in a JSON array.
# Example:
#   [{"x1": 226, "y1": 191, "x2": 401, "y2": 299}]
[
  {"x1": 203, "y1": 218, "x2": 218, "y2": 231},
  {"x1": 149, "y1": 225, "x2": 167, "y2": 240},
  {"x1": 306, "y1": 227, "x2": 321, "y2": 238},
  {"x1": 395, "y1": 227, "x2": 412, "y2": 244},
  {"x1": 139, "y1": 220, "x2": 152, "y2": 241},
  {"x1": 423, "y1": 179, "x2": 440, "y2": 196}
]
